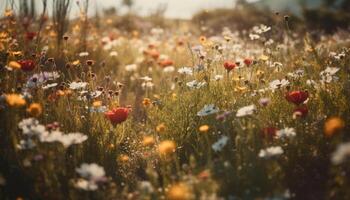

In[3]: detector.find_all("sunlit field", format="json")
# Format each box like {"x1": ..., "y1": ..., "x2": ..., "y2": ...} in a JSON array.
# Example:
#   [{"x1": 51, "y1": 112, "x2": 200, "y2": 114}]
[{"x1": 1, "y1": 0, "x2": 350, "y2": 199}]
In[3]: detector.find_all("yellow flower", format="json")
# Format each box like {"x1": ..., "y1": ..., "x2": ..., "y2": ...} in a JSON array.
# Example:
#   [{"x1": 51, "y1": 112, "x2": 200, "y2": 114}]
[
  {"x1": 259, "y1": 55, "x2": 269, "y2": 61},
  {"x1": 8, "y1": 61, "x2": 21, "y2": 70},
  {"x1": 142, "y1": 136, "x2": 155, "y2": 147},
  {"x1": 158, "y1": 140, "x2": 176, "y2": 157},
  {"x1": 171, "y1": 93, "x2": 177, "y2": 100},
  {"x1": 167, "y1": 183, "x2": 191, "y2": 200},
  {"x1": 5, "y1": 94, "x2": 26, "y2": 107},
  {"x1": 234, "y1": 86, "x2": 248, "y2": 93},
  {"x1": 156, "y1": 123, "x2": 166, "y2": 133},
  {"x1": 324, "y1": 117, "x2": 345, "y2": 137},
  {"x1": 72, "y1": 60, "x2": 80, "y2": 66},
  {"x1": 256, "y1": 70, "x2": 265, "y2": 79},
  {"x1": 232, "y1": 75, "x2": 244, "y2": 82},
  {"x1": 199, "y1": 125, "x2": 209, "y2": 133},
  {"x1": 27, "y1": 103, "x2": 42, "y2": 117},
  {"x1": 10, "y1": 51, "x2": 22, "y2": 57}
]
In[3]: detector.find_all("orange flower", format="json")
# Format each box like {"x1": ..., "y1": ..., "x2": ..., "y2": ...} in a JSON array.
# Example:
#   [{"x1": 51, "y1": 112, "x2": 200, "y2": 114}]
[
  {"x1": 92, "y1": 101, "x2": 102, "y2": 107},
  {"x1": 142, "y1": 98, "x2": 152, "y2": 107},
  {"x1": 199, "y1": 36, "x2": 207, "y2": 43},
  {"x1": 167, "y1": 183, "x2": 191, "y2": 200},
  {"x1": 324, "y1": 117, "x2": 345, "y2": 137},
  {"x1": 197, "y1": 170, "x2": 211, "y2": 180},
  {"x1": 8, "y1": 61, "x2": 21, "y2": 70},
  {"x1": 5, "y1": 94, "x2": 26, "y2": 107},
  {"x1": 27, "y1": 103, "x2": 42, "y2": 117},
  {"x1": 159, "y1": 59, "x2": 174, "y2": 68},
  {"x1": 156, "y1": 123, "x2": 166, "y2": 133},
  {"x1": 142, "y1": 136, "x2": 155, "y2": 147},
  {"x1": 118, "y1": 154, "x2": 130, "y2": 163},
  {"x1": 199, "y1": 125, "x2": 209, "y2": 133},
  {"x1": 158, "y1": 140, "x2": 176, "y2": 157}
]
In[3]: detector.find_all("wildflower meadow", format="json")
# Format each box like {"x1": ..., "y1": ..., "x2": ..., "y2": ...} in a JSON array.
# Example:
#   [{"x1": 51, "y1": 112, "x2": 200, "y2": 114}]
[{"x1": 0, "y1": 0, "x2": 350, "y2": 199}]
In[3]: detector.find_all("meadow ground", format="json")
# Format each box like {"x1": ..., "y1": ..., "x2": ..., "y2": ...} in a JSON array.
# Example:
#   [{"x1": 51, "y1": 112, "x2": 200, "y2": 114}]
[{"x1": 0, "y1": 3, "x2": 350, "y2": 200}]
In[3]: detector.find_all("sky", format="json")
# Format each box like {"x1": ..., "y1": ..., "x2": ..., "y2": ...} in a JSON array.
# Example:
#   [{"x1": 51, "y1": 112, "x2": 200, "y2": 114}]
[
  {"x1": 2, "y1": 0, "x2": 321, "y2": 19},
  {"x1": 1, "y1": 0, "x2": 238, "y2": 19}
]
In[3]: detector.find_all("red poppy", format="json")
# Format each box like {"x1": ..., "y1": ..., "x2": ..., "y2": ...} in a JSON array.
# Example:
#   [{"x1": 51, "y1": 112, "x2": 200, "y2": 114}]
[
  {"x1": 19, "y1": 60, "x2": 36, "y2": 72},
  {"x1": 26, "y1": 32, "x2": 37, "y2": 41},
  {"x1": 286, "y1": 91, "x2": 308, "y2": 105},
  {"x1": 293, "y1": 106, "x2": 308, "y2": 118},
  {"x1": 261, "y1": 127, "x2": 277, "y2": 139},
  {"x1": 159, "y1": 59, "x2": 174, "y2": 68},
  {"x1": 244, "y1": 58, "x2": 253, "y2": 66},
  {"x1": 105, "y1": 107, "x2": 129, "y2": 125},
  {"x1": 224, "y1": 61, "x2": 236, "y2": 72}
]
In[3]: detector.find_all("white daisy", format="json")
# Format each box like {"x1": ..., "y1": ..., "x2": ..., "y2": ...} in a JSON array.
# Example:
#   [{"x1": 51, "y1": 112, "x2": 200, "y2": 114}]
[
  {"x1": 140, "y1": 76, "x2": 153, "y2": 82},
  {"x1": 320, "y1": 67, "x2": 340, "y2": 83},
  {"x1": 163, "y1": 66, "x2": 175, "y2": 73},
  {"x1": 331, "y1": 142, "x2": 350, "y2": 165},
  {"x1": 125, "y1": 64, "x2": 138, "y2": 72},
  {"x1": 69, "y1": 81, "x2": 88, "y2": 90},
  {"x1": 212, "y1": 136, "x2": 229, "y2": 152},
  {"x1": 76, "y1": 163, "x2": 106, "y2": 181},
  {"x1": 186, "y1": 80, "x2": 207, "y2": 89},
  {"x1": 214, "y1": 75, "x2": 224, "y2": 81},
  {"x1": 178, "y1": 67, "x2": 193, "y2": 75},
  {"x1": 74, "y1": 163, "x2": 107, "y2": 191},
  {"x1": 259, "y1": 146, "x2": 284, "y2": 158},
  {"x1": 109, "y1": 51, "x2": 118, "y2": 57},
  {"x1": 42, "y1": 83, "x2": 58, "y2": 90},
  {"x1": 79, "y1": 52, "x2": 89, "y2": 57},
  {"x1": 269, "y1": 79, "x2": 290, "y2": 90},
  {"x1": 276, "y1": 127, "x2": 296, "y2": 139},
  {"x1": 236, "y1": 105, "x2": 256, "y2": 117}
]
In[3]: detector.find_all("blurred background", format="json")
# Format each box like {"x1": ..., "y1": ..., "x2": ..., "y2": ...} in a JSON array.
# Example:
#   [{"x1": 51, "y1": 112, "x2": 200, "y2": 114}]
[{"x1": 1, "y1": 0, "x2": 350, "y2": 33}]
